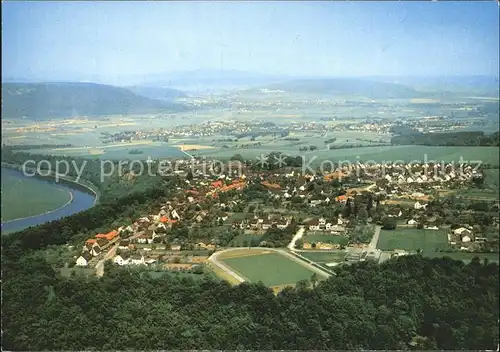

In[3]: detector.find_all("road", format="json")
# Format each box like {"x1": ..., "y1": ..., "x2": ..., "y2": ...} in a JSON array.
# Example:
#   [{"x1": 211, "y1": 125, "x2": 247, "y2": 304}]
[
  {"x1": 95, "y1": 242, "x2": 119, "y2": 277},
  {"x1": 208, "y1": 248, "x2": 250, "y2": 283},
  {"x1": 368, "y1": 225, "x2": 382, "y2": 251},
  {"x1": 208, "y1": 247, "x2": 331, "y2": 284},
  {"x1": 288, "y1": 226, "x2": 305, "y2": 251}
]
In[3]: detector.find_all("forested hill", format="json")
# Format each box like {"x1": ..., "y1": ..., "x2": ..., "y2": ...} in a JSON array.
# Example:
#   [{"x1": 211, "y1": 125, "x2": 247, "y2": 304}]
[
  {"x1": 391, "y1": 131, "x2": 500, "y2": 146},
  {"x1": 126, "y1": 86, "x2": 187, "y2": 100},
  {"x1": 1, "y1": 82, "x2": 189, "y2": 119},
  {"x1": 262, "y1": 78, "x2": 428, "y2": 98},
  {"x1": 2, "y1": 254, "x2": 498, "y2": 350}
]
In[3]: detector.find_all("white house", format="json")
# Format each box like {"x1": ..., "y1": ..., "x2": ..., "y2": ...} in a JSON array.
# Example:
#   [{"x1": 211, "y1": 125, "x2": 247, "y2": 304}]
[
  {"x1": 76, "y1": 252, "x2": 92, "y2": 267},
  {"x1": 276, "y1": 220, "x2": 289, "y2": 229},
  {"x1": 171, "y1": 209, "x2": 181, "y2": 220},
  {"x1": 330, "y1": 225, "x2": 345, "y2": 234},
  {"x1": 462, "y1": 235, "x2": 472, "y2": 243},
  {"x1": 113, "y1": 255, "x2": 129, "y2": 266},
  {"x1": 262, "y1": 220, "x2": 272, "y2": 230},
  {"x1": 136, "y1": 233, "x2": 153, "y2": 244},
  {"x1": 129, "y1": 254, "x2": 145, "y2": 265},
  {"x1": 453, "y1": 227, "x2": 472, "y2": 236},
  {"x1": 414, "y1": 201, "x2": 427, "y2": 210},
  {"x1": 308, "y1": 219, "x2": 320, "y2": 231}
]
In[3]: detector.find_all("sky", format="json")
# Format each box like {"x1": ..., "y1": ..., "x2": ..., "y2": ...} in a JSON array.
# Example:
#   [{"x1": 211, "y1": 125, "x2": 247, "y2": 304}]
[{"x1": 2, "y1": 1, "x2": 499, "y2": 83}]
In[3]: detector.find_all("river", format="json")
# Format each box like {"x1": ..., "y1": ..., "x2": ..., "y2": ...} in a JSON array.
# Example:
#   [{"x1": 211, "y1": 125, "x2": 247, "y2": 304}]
[{"x1": 1, "y1": 168, "x2": 96, "y2": 234}]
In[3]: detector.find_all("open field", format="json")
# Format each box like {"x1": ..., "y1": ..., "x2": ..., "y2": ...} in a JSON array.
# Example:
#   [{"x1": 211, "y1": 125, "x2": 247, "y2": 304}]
[
  {"x1": 218, "y1": 249, "x2": 318, "y2": 286},
  {"x1": 304, "y1": 233, "x2": 349, "y2": 245},
  {"x1": 298, "y1": 251, "x2": 348, "y2": 263},
  {"x1": 31, "y1": 142, "x2": 186, "y2": 160},
  {"x1": 197, "y1": 145, "x2": 500, "y2": 165},
  {"x1": 377, "y1": 228, "x2": 449, "y2": 251},
  {"x1": 3, "y1": 112, "x2": 499, "y2": 164},
  {"x1": 176, "y1": 144, "x2": 216, "y2": 150},
  {"x1": 1, "y1": 168, "x2": 72, "y2": 222}
]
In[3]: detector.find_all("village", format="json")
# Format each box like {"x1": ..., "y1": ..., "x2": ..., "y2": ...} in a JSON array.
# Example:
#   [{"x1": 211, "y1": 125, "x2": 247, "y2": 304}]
[{"x1": 71, "y1": 156, "x2": 500, "y2": 280}]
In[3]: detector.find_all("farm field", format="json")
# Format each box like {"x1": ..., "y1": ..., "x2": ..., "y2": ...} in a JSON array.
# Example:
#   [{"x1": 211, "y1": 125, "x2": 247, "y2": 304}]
[
  {"x1": 376, "y1": 228, "x2": 449, "y2": 251},
  {"x1": 197, "y1": 145, "x2": 500, "y2": 165},
  {"x1": 219, "y1": 249, "x2": 317, "y2": 286},
  {"x1": 298, "y1": 251, "x2": 348, "y2": 263},
  {"x1": 1, "y1": 168, "x2": 72, "y2": 222},
  {"x1": 461, "y1": 188, "x2": 499, "y2": 200},
  {"x1": 32, "y1": 142, "x2": 186, "y2": 160},
  {"x1": 304, "y1": 233, "x2": 349, "y2": 245},
  {"x1": 460, "y1": 168, "x2": 500, "y2": 200}
]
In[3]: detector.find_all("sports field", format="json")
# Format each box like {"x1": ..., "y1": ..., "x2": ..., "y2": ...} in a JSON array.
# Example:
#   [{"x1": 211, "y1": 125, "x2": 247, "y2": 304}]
[
  {"x1": 219, "y1": 249, "x2": 317, "y2": 286},
  {"x1": 1, "y1": 168, "x2": 72, "y2": 222},
  {"x1": 376, "y1": 228, "x2": 449, "y2": 251}
]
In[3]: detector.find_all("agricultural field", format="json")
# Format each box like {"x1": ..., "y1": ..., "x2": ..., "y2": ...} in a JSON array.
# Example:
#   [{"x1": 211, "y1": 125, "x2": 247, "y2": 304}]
[
  {"x1": 218, "y1": 249, "x2": 317, "y2": 287},
  {"x1": 1, "y1": 168, "x2": 72, "y2": 222},
  {"x1": 31, "y1": 141, "x2": 186, "y2": 160},
  {"x1": 298, "y1": 251, "x2": 348, "y2": 263},
  {"x1": 304, "y1": 233, "x2": 349, "y2": 245},
  {"x1": 376, "y1": 228, "x2": 449, "y2": 251},
  {"x1": 196, "y1": 144, "x2": 500, "y2": 165},
  {"x1": 461, "y1": 168, "x2": 500, "y2": 200}
]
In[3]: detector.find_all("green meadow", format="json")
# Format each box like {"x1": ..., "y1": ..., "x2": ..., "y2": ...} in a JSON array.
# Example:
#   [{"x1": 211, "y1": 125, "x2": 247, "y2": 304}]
[{"x1": 1, "y1": 168, "x2": 72, "y2": 222}]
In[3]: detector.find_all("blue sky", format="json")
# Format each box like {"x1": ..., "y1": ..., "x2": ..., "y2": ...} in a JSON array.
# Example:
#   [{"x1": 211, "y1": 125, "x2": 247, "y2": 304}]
[{"x1": 2, "y1": 1, "x2": 499, "y2": 82}]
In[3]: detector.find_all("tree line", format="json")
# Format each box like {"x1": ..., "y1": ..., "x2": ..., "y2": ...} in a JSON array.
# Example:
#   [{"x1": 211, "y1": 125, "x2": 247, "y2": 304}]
[{"x1": 391, "y1": 131, "x2": 499, "y2": 146}]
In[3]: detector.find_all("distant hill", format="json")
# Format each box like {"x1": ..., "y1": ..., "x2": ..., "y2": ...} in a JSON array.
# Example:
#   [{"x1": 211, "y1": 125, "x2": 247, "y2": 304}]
[
  {"x1": 260, "y1": 78, "x2": 428, "y2": 99},
  {"x1": 380, "y1": 76, "x2": 500, "y2": 96},
  {"x1": 1, "y1": 82, "x2": 188, "y2": 119},
  {"x1": 126, "y1": 86, "x2": 187, "y2": 100},
  {"x1": 139, "y1": 69, "x2": 290, "y2": 92}
]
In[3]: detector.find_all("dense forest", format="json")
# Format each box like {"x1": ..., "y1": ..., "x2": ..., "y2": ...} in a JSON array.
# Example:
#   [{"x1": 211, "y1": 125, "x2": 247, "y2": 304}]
[
  {"x1": 391, "y1": 131, "x2": 500, "y2": 146},
  {"x1": 2, "y1": 253, "x2": 498, "y2": 350}
]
